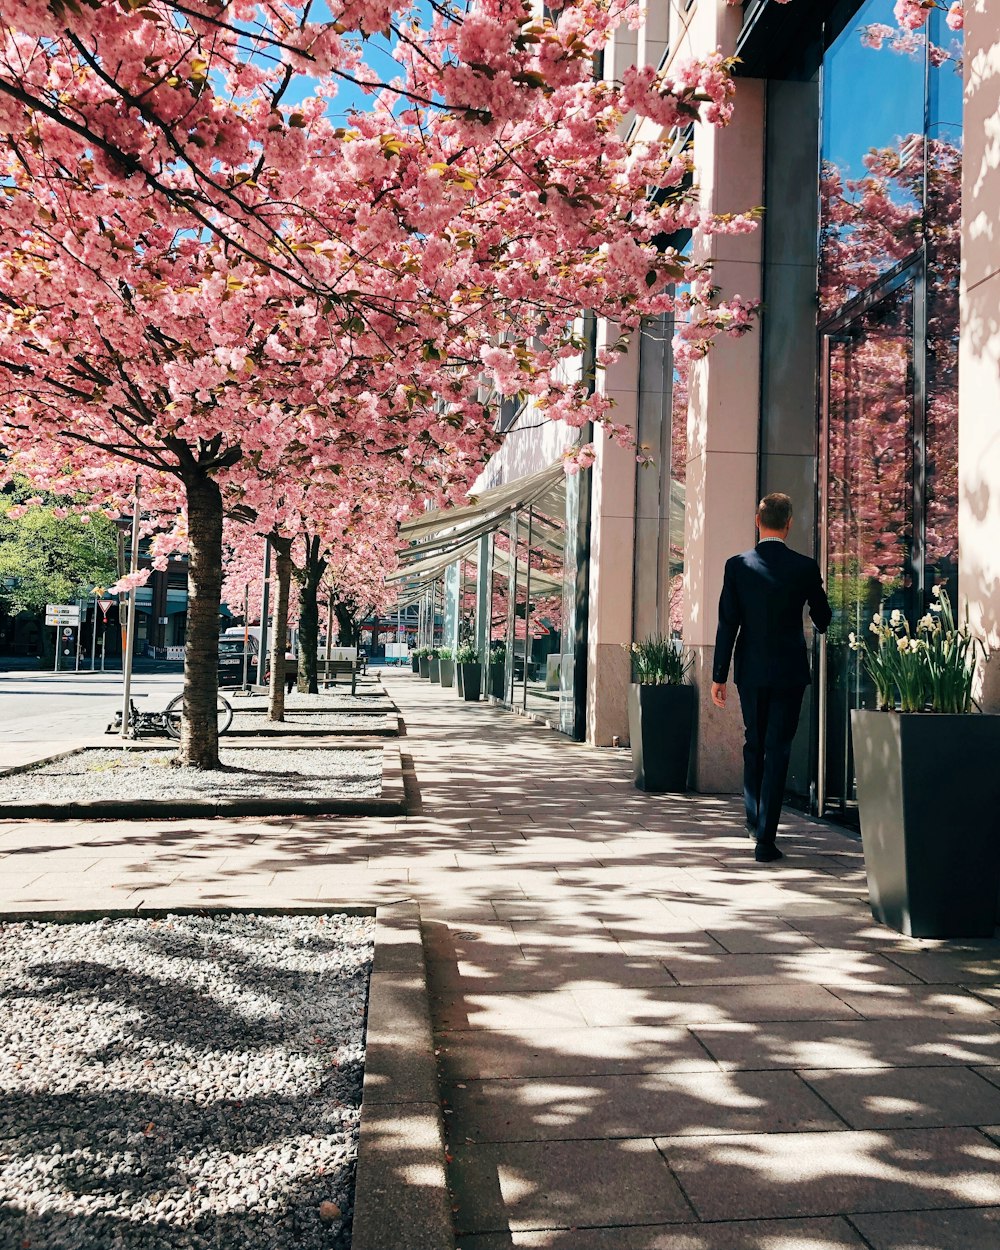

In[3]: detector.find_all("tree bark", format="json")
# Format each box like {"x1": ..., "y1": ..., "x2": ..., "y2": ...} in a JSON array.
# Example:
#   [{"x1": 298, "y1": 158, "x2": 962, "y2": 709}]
[
  {"x1": 334, "y1": 600, "x2": 360, "y2": 647},
  {"x1": 296, "y1": 535, "x2": 326, "y2": 695},
  {"x1": 267, "y1": 534, "x2": 293, "y2": 721},
  {"x1": 178, "y1": 470, "x2": 224, "y2": 768}
]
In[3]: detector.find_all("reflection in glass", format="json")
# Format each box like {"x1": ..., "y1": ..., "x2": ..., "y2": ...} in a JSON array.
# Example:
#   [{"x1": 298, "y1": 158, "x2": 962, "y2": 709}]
[
  {"x1": 820, "y1": 0, "x2": 925, "y2": 315},
  {"x1": 924, "y1": 4, "x2": 962, "y2": 600},
  {"x1": 825, "y1": 281, "x2": 915, "y2": 811},
  {"x1": 525, "y1": 479, "x2": 568, "y2": 719},
  {"x1": 817, "y1": 1, "x2": 963, "y2": 819}
]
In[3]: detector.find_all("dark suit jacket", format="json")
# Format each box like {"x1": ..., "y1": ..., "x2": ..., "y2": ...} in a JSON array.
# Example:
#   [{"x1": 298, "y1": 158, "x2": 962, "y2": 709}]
[{"x1": 713, "y1": 541, "x2": 832, "y2": 688}]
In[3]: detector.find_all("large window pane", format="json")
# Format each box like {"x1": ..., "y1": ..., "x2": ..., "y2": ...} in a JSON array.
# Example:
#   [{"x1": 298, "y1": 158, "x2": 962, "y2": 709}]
[
  {"x1": 525, "y1": 482, "x2": 568, "y2": 720},
  {"x1": 820, "y1": 0, "x2": 925, "y2": 315}
]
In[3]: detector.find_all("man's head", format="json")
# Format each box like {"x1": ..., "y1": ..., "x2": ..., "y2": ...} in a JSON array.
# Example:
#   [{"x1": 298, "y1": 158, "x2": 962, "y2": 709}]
[{"x1": 756, "y1": 492, "x2": 793, "y2": 538}]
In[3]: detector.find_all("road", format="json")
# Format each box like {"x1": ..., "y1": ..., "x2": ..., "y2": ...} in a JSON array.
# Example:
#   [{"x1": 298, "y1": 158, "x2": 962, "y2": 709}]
[{"x1": 0, "y1": 671, "x2": 185, "y2": 742}]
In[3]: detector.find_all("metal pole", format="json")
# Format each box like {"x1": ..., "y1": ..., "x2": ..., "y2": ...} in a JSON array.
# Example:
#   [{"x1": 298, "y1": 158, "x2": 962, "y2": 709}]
[
  {"x1": 241, "y1": 584, "x2": 250, "y2": 690},
  {"x1": 522, "y1": 509, "x2": 533, "y2": 709},
  {"x1": 75, "y1": 598, "x2": 83, "y2": 672},
  {"x1": 326, "y1": 591, "x2": 334, "y2": 661},
  {"x1": 54, "y1": 624, "x2": 60, "y2": 673},
  {"x1": 90, "y1": 593, "x2": 99, "y2": 671},
  {"x1": 256, "y1": 539, "x2": 271, "y2": 686},
  {"x1": 120, "y1": 476, "x2": 141, "y2": 741}
]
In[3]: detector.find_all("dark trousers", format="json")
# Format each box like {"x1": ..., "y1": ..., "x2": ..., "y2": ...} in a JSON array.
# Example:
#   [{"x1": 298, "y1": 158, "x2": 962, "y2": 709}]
[{"x1": 737, "y1": 684, "x2": 805, "y2": 845}]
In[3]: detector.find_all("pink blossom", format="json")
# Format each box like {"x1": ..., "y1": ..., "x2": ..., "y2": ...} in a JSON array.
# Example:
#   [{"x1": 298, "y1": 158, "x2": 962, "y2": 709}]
[
  {"x1": 894, "y1": 0, "x2": 930, "y2": 31},
  {"x1": 946, "y1": 3, "x2": 963, "y2": 32},
  {"x1": 110, "y1": 570, "x2": 150, "y2": 594}
]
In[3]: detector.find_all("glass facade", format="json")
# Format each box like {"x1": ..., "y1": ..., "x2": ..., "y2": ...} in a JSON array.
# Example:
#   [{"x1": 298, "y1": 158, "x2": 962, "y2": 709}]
[
  {"x1": 754, "y1": 0, "x2": 963, "y2": 817},
  {"x1": 817, "y1": 0, "x2": 962, "y2": 818},
  {"x1": 632, "y1": 314, "x2": 689, "y2": 641},
  {"x1": 485, "y1": 474, "x2": 580, "y2": 735}
]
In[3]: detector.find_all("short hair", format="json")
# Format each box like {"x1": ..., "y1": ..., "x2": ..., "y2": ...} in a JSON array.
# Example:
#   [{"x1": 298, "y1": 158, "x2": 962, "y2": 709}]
[{"x1": 757, "y1": 492, "x2": 793, "y2": 530}]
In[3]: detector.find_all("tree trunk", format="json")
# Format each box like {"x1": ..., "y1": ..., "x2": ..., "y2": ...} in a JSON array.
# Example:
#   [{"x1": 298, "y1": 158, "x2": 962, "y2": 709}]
[
  {"x1": 178, "y1": 471, "x2": 224, "y2": 768},
  {"x1": 334, "y1": 601, "x2": 360, "y2": 647},
  {"x1": 268, "y1": 535, "x2": 293, "y2": 721},
  {"x1": 296, "y1": 536, "x2": 326, "y2": 695}
]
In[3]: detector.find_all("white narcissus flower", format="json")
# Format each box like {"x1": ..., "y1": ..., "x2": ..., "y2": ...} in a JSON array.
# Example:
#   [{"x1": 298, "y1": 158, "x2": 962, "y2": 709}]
[
  {"x1": 931, "y1": 584, "x2": 942, "y2": 598},
  {"x1": 890, "y1": 609, "x2": 902, "y2": 625},
  {"x1": 872, "y1": 613, "x2": 882, "y2": 624},
  {"x1": 897, "y1": 635, "x2": 909, "y2": 651}
]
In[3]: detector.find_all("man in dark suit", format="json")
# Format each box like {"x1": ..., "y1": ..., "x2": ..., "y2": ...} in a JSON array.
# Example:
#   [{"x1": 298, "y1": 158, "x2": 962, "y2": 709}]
[{"x1": 711, "y1": 493, "x2": 832, "y2": 862}]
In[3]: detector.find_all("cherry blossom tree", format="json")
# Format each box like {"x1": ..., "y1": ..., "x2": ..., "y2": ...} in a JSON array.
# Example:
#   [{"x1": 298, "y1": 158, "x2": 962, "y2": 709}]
[{"x1": 2, "y1": 0, "x2": 762, "y2": 768}]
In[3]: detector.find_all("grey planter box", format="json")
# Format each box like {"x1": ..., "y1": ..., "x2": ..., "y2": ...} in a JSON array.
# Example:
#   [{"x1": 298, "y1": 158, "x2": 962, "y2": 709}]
[
  {"x1": 418, "y1": 656, "x2": 430, "y2": 679},
  {"x1": 438, "y1": 658, "x2": 455, "y2": 688},
  {"x1": 411, "y1": 655, "x2": 419, "y2": 673},
  {"x1": 627, "y1": 683, "x2": 695, "y2": 793},
  {"x1": 428, "y1": 656, "x2": 441, "y2": 683},
  {"x1": 457, "y1": 662, "x2": 482, "y2": 701},
  {"x1": 852, "y1": 709, "x2": 1000, "y2": 938}
]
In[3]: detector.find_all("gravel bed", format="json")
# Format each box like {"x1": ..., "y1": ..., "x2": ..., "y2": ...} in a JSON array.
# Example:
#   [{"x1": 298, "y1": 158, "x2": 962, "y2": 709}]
[
  {"x1": 229, "y1": 713, "x2": 394, "y2": 734},
  {"x1": 0, "y1": 749, "x2": 382, "y2": 803},
  {"x1": 0, "y1": 912, "x2": 374, "y2": 1249}
]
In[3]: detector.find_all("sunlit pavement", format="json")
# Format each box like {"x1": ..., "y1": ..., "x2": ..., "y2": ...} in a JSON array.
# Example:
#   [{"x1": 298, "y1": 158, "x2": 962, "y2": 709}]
[{"x1": 2, "y1": 671, "x2": 1000, "y2": 1247}]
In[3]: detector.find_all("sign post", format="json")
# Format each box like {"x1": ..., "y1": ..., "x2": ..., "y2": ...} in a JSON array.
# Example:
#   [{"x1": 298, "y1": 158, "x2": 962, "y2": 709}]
[
  {"x1": 45, "y1": 604, "x2": 81, "y2": 672},
  {"x1": 120, "y1": 477, "x2": 141, "y2": 742}
]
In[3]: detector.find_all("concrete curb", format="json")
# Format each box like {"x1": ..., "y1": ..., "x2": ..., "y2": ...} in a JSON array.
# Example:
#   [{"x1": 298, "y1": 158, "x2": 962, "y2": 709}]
[
  {"x1": 227, "y1": 719, "x2": 400, "y2": 738},
  {"x1": 352, "y1": 901, "x2": 455, "y2": 1250},
  {"x1": 0, "y1": 743, "x2": 407, "y2": 819},
  {"x1": 0, "y1": 902, "x2": 452, "y2": 1249}
]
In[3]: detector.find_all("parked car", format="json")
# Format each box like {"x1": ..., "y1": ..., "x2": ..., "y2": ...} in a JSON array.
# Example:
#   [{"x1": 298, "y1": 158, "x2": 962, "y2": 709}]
[{"x1": 218, "y1": 633, "x2": 258, "y2": 686}]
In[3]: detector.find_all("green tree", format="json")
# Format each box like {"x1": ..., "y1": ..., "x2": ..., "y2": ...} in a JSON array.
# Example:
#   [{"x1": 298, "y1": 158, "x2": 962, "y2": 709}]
[{"x1": 0, "y1": 485, "x2": 118, "y2": 656}]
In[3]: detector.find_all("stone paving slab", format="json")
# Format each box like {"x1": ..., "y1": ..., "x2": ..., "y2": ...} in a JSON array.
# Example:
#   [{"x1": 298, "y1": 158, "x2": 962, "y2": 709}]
[
  {"x1": 799, "y1": 1065, "x2": 1000, "y2": 1129},
  {"x1": 568, "y1": 981, "x2": 859, "y2": 1027},
  {"x1": 691, "y1": 1018, "x2": 1000, "y2": 1071},
  {"x1": 442, "y1": 1069, "x2": 843, "y2": 1142},
  {"x1": 850, "y1": 1206, "x2": 1000, "y2": 1250},
  {"x1": 435, "y1": 1024, "x2": 722, "y2": 1081},
  {"x1": 656, "y1": 1127, "x2": 1000, "y2": 1221},
  {"x1": 456, "y1": 1216, "x2": 870, "y2": 1249},
  {"x1": 449, "y1": 1138, "x2": 692, "y2": 1234}
]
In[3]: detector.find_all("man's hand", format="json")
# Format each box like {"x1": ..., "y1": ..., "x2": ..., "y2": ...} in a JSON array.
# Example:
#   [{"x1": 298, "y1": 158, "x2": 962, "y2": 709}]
[{"x1": 711, "y1": 682, "x2": 727, "y2": 709}]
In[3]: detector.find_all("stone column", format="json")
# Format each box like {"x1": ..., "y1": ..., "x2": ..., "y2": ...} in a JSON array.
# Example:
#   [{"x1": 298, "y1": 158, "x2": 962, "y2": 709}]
[
  {"x1": 682, "y1": 6, "x2": 766, "y2": 792},
  {"x1": 586, "y1": 327, "x2": 639, "y2": 746},
  {"x1": 959, "y1": 1, "x2": 1000, "y2": 707}
]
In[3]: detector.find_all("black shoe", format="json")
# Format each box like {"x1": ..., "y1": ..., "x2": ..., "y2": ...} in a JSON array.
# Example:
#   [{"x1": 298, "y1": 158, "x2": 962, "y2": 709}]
[{"x1": 754, "y1": 844, "x2": 783, "y2": 863}]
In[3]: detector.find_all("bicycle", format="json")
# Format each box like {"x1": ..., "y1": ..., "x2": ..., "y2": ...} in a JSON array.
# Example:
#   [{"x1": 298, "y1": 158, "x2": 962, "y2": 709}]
[{"x1": 106, "y1": 691, "x2": 234, "y2": 739}]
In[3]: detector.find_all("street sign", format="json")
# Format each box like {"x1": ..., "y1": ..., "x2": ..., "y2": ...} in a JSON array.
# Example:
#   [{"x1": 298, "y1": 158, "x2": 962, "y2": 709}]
[
  {"x1": 98, "y1": 598, "x2": 114, "y2": 619},
  {"x1": 45, "y1": 603, "x2": 80, "y2": 625}
]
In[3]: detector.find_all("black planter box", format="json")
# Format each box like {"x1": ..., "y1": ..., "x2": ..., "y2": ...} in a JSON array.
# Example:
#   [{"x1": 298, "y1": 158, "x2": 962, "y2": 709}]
[
  {"x1": 439, "y1": 658, "x2": 455, "y2": 688},
  {"x1": 458, "y1": 662, "x2": 482, "y2": 701},
  {"x1": 428, "y1": 656, "x2": 441, "y2": 683},
  {"x1": 852, "y1": 709, "x2": 1000, "y2": 938},
  {"x1": 627, "y1": 683, "x2": 695, "y2": 793},
  {"x1": 489, "y1": 663, "x2": 506, "y2": 700},
  {"x1": 411, "y1": 655, "x2": 419, "y2": 673},
  {"x1": 418, "y1": 656, "x2": 430, "y2": 679}
]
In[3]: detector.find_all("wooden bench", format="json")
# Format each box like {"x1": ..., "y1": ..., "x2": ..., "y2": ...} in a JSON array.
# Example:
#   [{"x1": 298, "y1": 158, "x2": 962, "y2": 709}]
[{"x1": 317, "y1": 658, "x2": 357, "y2": 694}]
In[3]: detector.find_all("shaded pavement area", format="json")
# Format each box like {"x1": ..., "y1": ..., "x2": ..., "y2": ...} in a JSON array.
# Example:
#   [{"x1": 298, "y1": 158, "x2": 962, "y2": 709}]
[{"x1": 1, "y1": 671, "x2": 1000, "y2": 1247}]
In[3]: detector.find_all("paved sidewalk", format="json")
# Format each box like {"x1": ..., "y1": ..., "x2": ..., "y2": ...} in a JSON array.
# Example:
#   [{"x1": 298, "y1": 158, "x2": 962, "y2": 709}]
[{"x1": 2, "y1": 672, "x2": 1000, "y2": 1248}]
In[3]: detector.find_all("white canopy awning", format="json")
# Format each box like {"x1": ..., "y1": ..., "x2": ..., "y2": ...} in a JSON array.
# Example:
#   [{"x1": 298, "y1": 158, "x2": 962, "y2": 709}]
[{"x1": 391, "y1": 460, "x2": 568, "y2": 590}]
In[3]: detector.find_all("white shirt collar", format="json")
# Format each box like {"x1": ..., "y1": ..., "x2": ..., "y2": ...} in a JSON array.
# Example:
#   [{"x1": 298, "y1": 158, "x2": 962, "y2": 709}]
[{"x1": 757, "y1": 537, "x2": 785, "y2": 544}]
